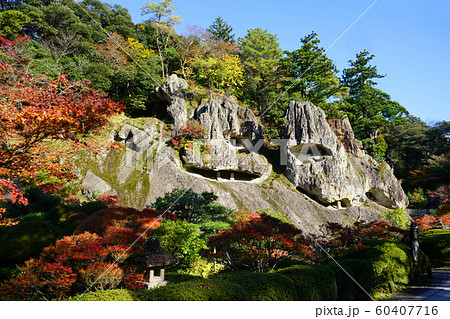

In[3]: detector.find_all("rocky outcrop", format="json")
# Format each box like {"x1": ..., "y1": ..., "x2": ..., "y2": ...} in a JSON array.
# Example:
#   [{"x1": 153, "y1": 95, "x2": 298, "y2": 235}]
[
  {"x1": 150, "y1": 74, "x2": 188, "y2": 130},
  {"x1": 179, "y1": 95, "x2": 269, "y2": 182},
  {"x1": 327, "y1": 116, "x2": 363, "y2": 156},
  {"x1": 285, "y1": 101, "x2": 408, "y2": 209},
  {"x1": 195, "y1": 95, "x2": 262, "y2": 141}
]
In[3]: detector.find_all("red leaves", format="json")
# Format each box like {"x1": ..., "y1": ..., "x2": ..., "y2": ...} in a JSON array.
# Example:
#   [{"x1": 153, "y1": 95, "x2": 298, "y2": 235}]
[
  {"x1": 171, "y1": 122, "x2": 207, "y2": 151},
  {"x1": 206, "y1": 214, "x2": 312, "y2": 272},
  {"x1": 0, "y1": 58, "x2": 124, "y2": 198},
  {"x1": 97, "y1": 194, "x2": 124, "y2": 207}
]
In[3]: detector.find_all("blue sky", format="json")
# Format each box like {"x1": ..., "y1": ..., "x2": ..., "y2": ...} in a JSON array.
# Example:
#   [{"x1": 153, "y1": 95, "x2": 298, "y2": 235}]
[{"x1": 111, "y1": 0, "x2": 450, "y2": 123}]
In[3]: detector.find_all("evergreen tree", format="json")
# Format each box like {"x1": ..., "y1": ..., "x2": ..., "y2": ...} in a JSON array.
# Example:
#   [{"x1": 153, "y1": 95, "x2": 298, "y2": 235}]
[
  {"x1": 283, "y1": 31, "x2": 348, "y2": 107},
  {"x1": 207, "y1": 16, "x2": 235, "y2": 43},
  {"x1": 340, "y1": 50, "x2": 408, "y2": 160},
  {"x1": 239, "y1": 28, "x2": 282, "y2": 117}
]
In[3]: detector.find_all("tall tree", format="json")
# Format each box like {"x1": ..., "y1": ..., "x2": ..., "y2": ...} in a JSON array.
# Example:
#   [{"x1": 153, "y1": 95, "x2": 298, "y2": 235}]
[
  {"x1": 141, "y1": 0, "x2": 181, "y2": 78},
  {"x1": 282, "y1": 31, "x2": 348, "y2": 107},
  {"x1": 206, "y1": 16, "x2": 234, "y2": 43},
  {"x1": 239, "y1": 28, "x2": 282, "y2": 117},
  {"x1": 340, "y1": 50, "x2": 408, "y2": 160}
]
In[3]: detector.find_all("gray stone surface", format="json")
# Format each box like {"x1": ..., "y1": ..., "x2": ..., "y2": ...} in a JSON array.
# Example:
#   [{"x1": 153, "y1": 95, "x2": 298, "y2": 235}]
[{"x1": 285, "y1": 101, "x2": 408, "y2": 209}]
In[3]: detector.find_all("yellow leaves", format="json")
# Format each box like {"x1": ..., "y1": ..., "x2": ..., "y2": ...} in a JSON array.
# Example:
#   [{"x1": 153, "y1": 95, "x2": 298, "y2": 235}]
[{"x1": 127, "y1": 37, "x2": 153, "y2": 59}]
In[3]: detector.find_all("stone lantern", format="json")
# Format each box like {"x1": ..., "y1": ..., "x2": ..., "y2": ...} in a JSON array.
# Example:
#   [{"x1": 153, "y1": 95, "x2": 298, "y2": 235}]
[{"x1": 142, "y1": 236, "x2": 179, "y2": 289}]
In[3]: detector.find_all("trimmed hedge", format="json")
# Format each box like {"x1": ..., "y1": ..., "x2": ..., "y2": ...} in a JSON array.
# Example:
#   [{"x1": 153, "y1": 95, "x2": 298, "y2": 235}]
[
  {"x1": 216, "y1": 271, "x2": 298, "y2": 301},
  {"x1": 343, "y1": 240, "x2": 429, "y2": 293},
  {"x1": 276, "y1": 264, "x2": 337, "y2": 301},
  {"x1": 332, "y1": 259, "x2": 376, "y2": 300},
  {"x1": 420, "y1": 229, "x2": 450, "y2": 267},
  {"x1": 326, "y1": 263, "x2": 357, "y2": 301},
  {"x1": 136, "y1": 278, "x2": 249, "y2": 301},
  {"x1": 69, "y1": 289, "x2": 136, "y2": 301}
]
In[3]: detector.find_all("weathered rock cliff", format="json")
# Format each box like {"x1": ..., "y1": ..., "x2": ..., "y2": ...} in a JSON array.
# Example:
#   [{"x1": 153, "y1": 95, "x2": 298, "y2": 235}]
[
  {"x1": 285, "y1": 101, "x2": 408, "y2": 209},
  {"x1": 69, "y1": 76, "x2": 409, "y2": 234}
]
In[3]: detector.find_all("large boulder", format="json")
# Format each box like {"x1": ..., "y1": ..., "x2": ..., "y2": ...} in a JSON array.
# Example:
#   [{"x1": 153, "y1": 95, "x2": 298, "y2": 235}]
[{"x1": 285, "y1": 101, "x2": 408, "y2": 209}]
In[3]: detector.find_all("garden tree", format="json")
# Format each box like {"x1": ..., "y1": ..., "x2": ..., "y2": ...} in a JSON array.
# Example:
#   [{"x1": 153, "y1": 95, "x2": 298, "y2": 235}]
[
  {"x1": 193, "y1": 53, "x2": 244, "y2": 96},
  {"x1": 238, "y1": 28, "x2": 282, "y2": 117},
  {"x1": 150, "y1": 188, "x2": 229, "y2": 224},
  {"x1": 206, "y1": 16, "x2": 235, "y2": 44},
  {"x1": 282, "y1": 32, "x2": 348, "y2": 107},
  {"x1": 141, "y1": 0, "x2": 181, "y2": 78},
  {"x1": 206, "y1": 214, "x2": 312, "y2": 273},
  {"x1": 340, "y1": 50, "x2": 408, "y2": 160}
]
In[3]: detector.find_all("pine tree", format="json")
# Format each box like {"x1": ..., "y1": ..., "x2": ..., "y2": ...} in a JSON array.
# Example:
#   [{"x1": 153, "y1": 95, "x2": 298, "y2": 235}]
[{"x1": 207, "y1": 16, "x2": 235, "y2": 43}]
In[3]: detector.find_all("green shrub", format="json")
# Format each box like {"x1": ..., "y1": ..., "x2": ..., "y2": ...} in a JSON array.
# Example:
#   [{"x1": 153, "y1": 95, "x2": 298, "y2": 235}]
[
  {"x1": 420, "y1": 229, "x2": 450, "y2": 267},
  {"x1": 215, "y1": 271, "x2": 298, "y2": 301},
  {"x1": 136, "y1": 278, "x2": 249, "y2": 301},
  {"x1": 151, "y1": 220, "x2": 207, "y2": 272},
  {"x1": 334, "y1": 259, "x2": 376, "y2": 300},
  {"x1": 379, "y1": 208, "x2": 409, "y2": 229},
  {"x1": 326, "y1": 263, "x2": 357, "y2": 301},
  {"x1": 165, "y1": 273, "x2": 202, "y2": 284},
  {"x1": 0, "y1": 216, "x2": 59, "y2": 267},
  {"x1": 343, "y1": 240, "x2": 429, "y2": 293},
  {"x1": 276, "y1": 264, "x2": 337, "y2": 301},
  {"x1": 69, "y1": 289, "x2": 136, "y2": 301}
]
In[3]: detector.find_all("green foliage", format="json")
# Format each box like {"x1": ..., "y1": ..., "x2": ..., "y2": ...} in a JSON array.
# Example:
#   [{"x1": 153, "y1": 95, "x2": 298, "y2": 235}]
[
  {"x1": 420, "y1": 229, "x2": 450, "y2": 267},
  {"x1": 238, "y1": 27, "x2": 282, "y2": 115},
  {"x1": 136, "y1": 278, "x2": 249, "y2": 301},
  {"x1": 407, "y1": 188, "x2": 428, "y2": 209},
  {"x1": 340, "y1": 50, "x2": 408, "y2": 152},
  {"x1": 215, "y1": 271, "x2": 298, "y2": 301},
  {"x1": 332, "y1": 259, "x2": 375, "y2": 300},
  {"x1": 207, "y1": 16, "x2": 235, "y2": 43},
  {"x1": 70, "y1": 289, "x2": 136, "y2": 301},
  {"x1": 326, "y1": 263, "x2": 357, "y2": 301},
  {"x1": 282, "y1": 31, "x2": 348, "y2": 107},
  {"x1": 379, "y1": 208, "x2": 409, "y2": 229},
  {"x1": 276, "y1": 264, "x2": 337, "y2": 301},
  {"x1": 343, "y1": 240, "x2": 429, "y2": 293},
  {"x1": 151, "y1": 220, "x2": 207, "y2": 272},
  {"x1": 150, "y1": 188, "x2": 226, "y2": 223},
  {"x1": 0, "y1": 215, "x2": 59, "y2": 267},
  {"x1": 0, "y1": 10, "x2": 30, "y2": 40}
]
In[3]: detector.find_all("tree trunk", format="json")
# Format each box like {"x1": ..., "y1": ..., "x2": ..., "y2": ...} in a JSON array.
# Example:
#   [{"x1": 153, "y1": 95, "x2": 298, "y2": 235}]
[{"x1": 155, "y1": 22, "x2": 165, "y2": 79}]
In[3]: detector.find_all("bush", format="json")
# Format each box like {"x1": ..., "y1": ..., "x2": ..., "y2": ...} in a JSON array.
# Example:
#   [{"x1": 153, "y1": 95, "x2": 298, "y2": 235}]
[
  {"x1": 0, "y1": 216, "x2": 59, "y2": 267},
  {"x1": 70, "y1": 289, "x2": 136, "y2": 301},
  {"x1": 326, "y1": 263, "x2": 357, "y2": 301},
  {"x1": 136, "y1": 278, "x2": 249, "y2": 301},
  {"x1": 420, "y1": 229, "x2": 450, "y2": 267},
  {"x1": 342, "y1": 240, "x2": 429, "y2": 293},
  {"x1": 333, "y1": 259, "x2": 376, "y2": 300},
  {"x1": 215, "y1": 271, "x2": 297, "y2": 301},
  {"x1": 379, "y1": 208, "x2": 409, "y2": 229},
  {"x1": 151, "y1": 220, "x2": 207, "y2": 272},
  {"x1": 276, "y1": 264, "x2": 337, "y2": 301}
]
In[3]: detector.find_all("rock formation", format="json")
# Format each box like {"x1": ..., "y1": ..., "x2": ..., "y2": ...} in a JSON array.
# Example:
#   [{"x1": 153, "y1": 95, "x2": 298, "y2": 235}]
[
  {"x1": 70, "y1": 81, "x2": 410, "y2": 235},
  {"x1": 180, "y1": 95, "x2": 270, "y2": 182},
  {"x1": 149, "y1": 74, "x2": 188, "y2": 130},
  {"x1": 285, "y1": 101, "x2": 408, "y2": 209}
]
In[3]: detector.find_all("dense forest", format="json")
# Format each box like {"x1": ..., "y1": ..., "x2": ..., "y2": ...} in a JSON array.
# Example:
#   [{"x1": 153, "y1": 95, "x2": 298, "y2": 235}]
[{"x1": 0, "y1": 0, "x2": 449, "y2": 301}]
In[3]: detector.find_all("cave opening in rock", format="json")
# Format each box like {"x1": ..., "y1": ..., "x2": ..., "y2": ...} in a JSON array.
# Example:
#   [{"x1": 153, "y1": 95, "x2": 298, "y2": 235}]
[
  {"x1": 289, "y1": 143, "x2": 333, "y2": 157},
  {"x1": 184, "y1": 166, "x2": 261, "y2": 181}
]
